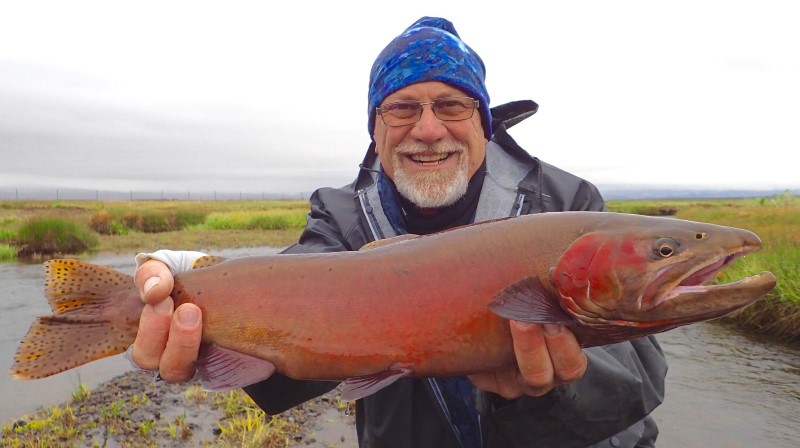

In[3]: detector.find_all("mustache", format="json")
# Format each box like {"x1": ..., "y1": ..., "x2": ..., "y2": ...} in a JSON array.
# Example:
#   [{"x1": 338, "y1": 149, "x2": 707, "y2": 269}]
[{"x1": 394, "y1": 140, "x2": 467, "y2": 155}]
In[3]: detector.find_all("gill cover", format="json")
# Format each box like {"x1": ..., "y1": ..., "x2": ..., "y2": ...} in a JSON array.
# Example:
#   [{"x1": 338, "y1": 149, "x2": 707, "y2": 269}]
[{"x1": 551, "y1": 232, "x2": 687, "y2": 320}]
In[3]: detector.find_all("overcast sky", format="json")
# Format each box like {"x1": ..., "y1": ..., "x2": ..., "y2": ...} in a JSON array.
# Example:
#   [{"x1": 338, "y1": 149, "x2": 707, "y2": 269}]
[{"x1": 1, "y1": 1, "x2": 798, "y2": 197}]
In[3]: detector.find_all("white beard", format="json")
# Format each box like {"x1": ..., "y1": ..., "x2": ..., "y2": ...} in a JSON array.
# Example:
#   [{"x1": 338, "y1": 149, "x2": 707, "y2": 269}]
[{"x1": 391, "y1": 140, "x2": 470, "y2": 209}]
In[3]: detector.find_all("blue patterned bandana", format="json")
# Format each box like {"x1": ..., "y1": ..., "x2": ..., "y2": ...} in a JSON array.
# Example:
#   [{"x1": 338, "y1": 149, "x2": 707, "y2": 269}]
[{"x1": 368, "y1": 17, "x2": 492, "y2": 141}]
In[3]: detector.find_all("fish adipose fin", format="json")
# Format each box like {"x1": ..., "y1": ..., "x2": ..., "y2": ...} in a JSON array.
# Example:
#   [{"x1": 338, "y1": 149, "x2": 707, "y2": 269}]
[
  {"x1": 341, "y1": 367, "x2": 413, "y2": 401},
  {"x1": 196, "y1": 344, "x2": 276, "y2": 391},
  {"x1": 488, "y1": 276, "x2": 575, "y2": 324},
  {"x1": 10, "y1": 259, "x2": 141, "y2": 379}
]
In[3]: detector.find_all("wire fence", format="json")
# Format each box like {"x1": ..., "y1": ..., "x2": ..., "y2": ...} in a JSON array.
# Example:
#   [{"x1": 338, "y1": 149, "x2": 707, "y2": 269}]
[{"x1": 0, "y1": 188, "x2": 311, "y2": 202}]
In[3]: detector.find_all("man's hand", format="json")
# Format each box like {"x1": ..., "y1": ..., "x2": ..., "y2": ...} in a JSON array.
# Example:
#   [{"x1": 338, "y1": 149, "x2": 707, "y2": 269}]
[
  {"x1": 468, "y1": 322, "x2": 587, "y2": 399},
  {"x1": 129, "y1": 259, "x2": 203, "y2": 382}
]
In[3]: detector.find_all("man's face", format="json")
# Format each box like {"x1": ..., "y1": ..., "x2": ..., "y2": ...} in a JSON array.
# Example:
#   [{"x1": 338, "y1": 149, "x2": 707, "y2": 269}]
[{"x1": 373, "y1": 81, "x2": 488, "y2": 209}]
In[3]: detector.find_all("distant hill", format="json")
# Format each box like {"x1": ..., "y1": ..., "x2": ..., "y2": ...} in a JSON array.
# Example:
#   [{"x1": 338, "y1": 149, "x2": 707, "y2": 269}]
[{"x1": 600, "y1": 186, "x2": 800, "y2": 201}]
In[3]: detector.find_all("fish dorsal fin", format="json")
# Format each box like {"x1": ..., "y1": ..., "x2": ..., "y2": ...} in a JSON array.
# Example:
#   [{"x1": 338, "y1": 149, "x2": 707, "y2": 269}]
[
  {"x1": 359, "y1": 234, "x2": 420, "y2": 251},
  {"x1": 488, "y1": 277, "x2": 575, "y2": 324},
  {"x1": 192, "y1": 256, "x2": 227, "y2": 269},
  {"x1": 196, "y1": 344, "x2": 276, "y2": 392},
  {"x1": 341, "y1": 367, "x2": 413, "y2": 401}
]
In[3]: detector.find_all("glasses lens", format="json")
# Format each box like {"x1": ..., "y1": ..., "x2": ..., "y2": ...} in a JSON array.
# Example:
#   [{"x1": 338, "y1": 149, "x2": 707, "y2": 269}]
[
  {"x1": 380, "y1": 102, "x2": 422, "y2": 125},
  {"x1": 378, "y1": 97, "x2": 476, "y2": 126},
  {"x1": 433, "y1": 97, "x2": 475, "y2": 120}
]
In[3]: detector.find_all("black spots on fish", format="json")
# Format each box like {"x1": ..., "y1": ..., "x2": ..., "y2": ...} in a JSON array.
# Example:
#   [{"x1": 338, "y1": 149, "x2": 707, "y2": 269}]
[
  {"x1": 193, "y1": 255, "x2": 227, "y2": 269},
  {"x1": 12, "y1": 314, "x2": 134, "y2": 380}
]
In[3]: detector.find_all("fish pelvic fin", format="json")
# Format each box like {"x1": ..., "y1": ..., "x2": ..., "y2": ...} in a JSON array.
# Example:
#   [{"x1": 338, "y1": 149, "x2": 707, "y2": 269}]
[
  {"x1": 196, "y1": 344, "x2": 276, "y2": 392},
  {"x1": 10, "y1": 259, "x2": 141, "y2": 380},
  {"x1": 341, "y1": 367, "x2": 413, "y2": 401}
]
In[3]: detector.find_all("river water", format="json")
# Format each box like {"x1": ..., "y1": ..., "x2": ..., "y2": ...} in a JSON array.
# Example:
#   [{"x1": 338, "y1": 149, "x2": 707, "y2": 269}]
[{"x1": 1, "y1": 250, "x2": 798, "y2": 447}]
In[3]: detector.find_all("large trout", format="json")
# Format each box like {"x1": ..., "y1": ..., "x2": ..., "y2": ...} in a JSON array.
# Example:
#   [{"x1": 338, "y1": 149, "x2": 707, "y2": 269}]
[{"x1": 10, "y1": 212, "x2": 776, "y2": 400}]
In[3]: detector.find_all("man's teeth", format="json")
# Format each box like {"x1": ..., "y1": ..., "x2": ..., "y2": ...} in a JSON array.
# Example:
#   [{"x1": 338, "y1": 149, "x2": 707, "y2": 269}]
[{"x1": 410, "y1": 153, "x2": 450, "y2": 165}]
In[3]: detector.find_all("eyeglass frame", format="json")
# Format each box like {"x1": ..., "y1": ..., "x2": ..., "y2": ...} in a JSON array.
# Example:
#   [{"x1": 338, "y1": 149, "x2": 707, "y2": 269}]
[{"x1": 376, "y1": 96, "x2": 479, "y2": 127}]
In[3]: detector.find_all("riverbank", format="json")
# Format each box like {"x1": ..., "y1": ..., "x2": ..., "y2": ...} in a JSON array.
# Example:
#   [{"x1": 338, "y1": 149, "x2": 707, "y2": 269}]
[{"x1": 2, "y1": 370, "x2": 355, "y2": 447}]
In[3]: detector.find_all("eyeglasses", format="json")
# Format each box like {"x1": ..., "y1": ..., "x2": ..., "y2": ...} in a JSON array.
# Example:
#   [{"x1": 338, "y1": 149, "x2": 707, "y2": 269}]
[{"x1": 377, "y1": 97, "x2": 478, "y2": 127}]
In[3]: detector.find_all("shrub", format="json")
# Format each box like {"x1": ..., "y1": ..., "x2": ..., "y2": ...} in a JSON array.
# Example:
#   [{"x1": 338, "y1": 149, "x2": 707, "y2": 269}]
[{"x1": 15, "y1": 218, "x2": 98, "y2": 257}]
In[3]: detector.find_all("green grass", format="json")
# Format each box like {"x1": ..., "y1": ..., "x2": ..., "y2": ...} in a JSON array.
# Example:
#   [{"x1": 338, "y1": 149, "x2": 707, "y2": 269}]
[
  {"x1": 0, "y1": 244, "x2": 16, "y2": 261},
  {"x1": 202, "y1": 210, "x2": 307, "y2": 231},
  {"x1": 15, "y1": 217, "x2": 98, "y2": 257}
]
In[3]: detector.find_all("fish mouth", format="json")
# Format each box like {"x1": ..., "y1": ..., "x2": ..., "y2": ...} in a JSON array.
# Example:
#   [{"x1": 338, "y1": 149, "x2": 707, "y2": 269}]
[{"x1": 638, "y1": 245, "x2": 776, "y2": 322}]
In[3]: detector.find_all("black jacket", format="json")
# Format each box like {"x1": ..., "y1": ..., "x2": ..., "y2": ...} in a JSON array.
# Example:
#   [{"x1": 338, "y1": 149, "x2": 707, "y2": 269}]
[{"x1": 244, "y1": 100, "x2": 666, "y2": 448}]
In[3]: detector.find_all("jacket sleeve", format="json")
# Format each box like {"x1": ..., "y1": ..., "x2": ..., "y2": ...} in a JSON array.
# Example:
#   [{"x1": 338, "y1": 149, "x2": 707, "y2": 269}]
[
  {"x1": 243, "y1": 187, "x2": 357, "y2": 414},
  {"x1": 480, "y1": 336, "x2": 666, "y2": 446}
]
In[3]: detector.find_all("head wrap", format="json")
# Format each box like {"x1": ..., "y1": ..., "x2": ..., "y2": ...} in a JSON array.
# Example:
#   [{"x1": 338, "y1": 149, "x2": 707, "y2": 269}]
[{"x1": 367, "y1": 17, "x2": 492, "y2": 140}]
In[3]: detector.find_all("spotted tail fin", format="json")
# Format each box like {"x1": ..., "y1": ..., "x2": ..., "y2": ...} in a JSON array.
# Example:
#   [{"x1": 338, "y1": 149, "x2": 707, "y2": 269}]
[{"x1": 10, "y1": 259, "x2": 142, "y2": 380}]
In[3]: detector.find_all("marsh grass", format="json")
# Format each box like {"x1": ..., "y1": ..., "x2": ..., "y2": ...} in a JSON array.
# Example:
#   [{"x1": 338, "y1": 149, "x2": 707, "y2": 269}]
[
  {"x1": 0, "y1": 200, "x2": 309, "y2": 256},
  {"x1": 0, "y1": 244, "x2": 16, "y2": 261},
  {"x1": 15, "y1": 217, "x2": 98, "y2": 257},
  {"x1": 203, "y1": 210, "x2": 307, "y2": 231}
]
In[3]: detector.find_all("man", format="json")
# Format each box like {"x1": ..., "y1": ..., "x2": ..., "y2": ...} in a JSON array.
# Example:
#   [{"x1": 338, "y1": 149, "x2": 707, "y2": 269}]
[{"x1": 128, "y1": 17, "x2": 666, "y2": 447}]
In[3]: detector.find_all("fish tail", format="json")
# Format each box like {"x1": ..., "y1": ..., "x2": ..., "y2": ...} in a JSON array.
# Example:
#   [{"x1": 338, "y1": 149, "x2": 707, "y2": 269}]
[{"x1": 10, "y1": 259, "x2": 142, "y2": 380}]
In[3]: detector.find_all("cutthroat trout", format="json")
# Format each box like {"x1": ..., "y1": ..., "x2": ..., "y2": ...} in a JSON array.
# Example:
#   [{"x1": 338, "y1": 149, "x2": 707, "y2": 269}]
[{"x1": 10, "y1": 212, "x2": 776, "y2": 400}]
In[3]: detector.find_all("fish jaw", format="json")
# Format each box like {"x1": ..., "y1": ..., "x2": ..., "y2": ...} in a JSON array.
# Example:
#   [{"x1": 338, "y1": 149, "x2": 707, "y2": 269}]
[{"x1": 632, "y1": 271, "x2": 777, "y2": 323}]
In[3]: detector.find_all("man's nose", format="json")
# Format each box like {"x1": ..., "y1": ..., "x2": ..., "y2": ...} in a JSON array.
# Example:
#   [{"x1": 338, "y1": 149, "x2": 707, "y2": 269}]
[{"x1": 409, "y1": 105, "x2": 447, "y2": 143}]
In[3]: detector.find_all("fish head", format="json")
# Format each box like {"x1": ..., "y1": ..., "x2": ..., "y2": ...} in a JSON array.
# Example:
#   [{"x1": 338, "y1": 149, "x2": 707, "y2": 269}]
[{"x1": 551, "y1": 218, "x2": 777, "y2": 329}]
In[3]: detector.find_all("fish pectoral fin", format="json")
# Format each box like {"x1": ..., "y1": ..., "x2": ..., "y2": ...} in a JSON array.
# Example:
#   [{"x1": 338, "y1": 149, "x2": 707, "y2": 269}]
[
  {"x1": 196, "y1": 344, "x2": 276, "y2": 392},
  {"x1": 488, "y1": 276, "x2": 575, "y2": 324},
  {"x1": 341, "y1": 367, "x2": 413, "y2": 401}
]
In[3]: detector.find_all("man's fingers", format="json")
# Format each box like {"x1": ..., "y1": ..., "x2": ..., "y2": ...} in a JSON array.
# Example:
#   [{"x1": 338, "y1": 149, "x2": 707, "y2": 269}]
[
  {"x1": 509, "y1": 321, "x2": 554, "y2": 395},
  {"x1": 130, "y1": 298, "x2": 174, "y2": 371},
  {"x1": 134, "y1": 260, "x2": 175, "y2": 305},
  {"x1": 542, "y1": 323, "x2": 588, "y2": 384},
  {"x1": 158, "y1": 303, "x2": 203, "y2": 382},
  {"x1": 469, "y1": 368, "x2": 523, "y2": 400}
]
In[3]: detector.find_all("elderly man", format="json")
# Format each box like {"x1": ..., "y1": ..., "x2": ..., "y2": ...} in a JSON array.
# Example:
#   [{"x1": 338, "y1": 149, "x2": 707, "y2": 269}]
[{"x1": 128, "y1": 17, "x2": 666, "y2": 447}]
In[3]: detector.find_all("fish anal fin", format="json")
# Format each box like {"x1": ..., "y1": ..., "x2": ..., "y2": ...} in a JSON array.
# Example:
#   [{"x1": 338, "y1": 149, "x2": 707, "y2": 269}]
[
  {"x1": 192, "y1": 256, "x2": 227, "y2": 269},
  {"x1": 488, "y1": 277, "x2": 575, "y2": 324},
  {"x1": 11, "y1": 315, "x2": 136, "y2": 380},
  {"x1": 196, "y1": 344, "x2": 276, "y2": 392},
  {"x1": 359, "y1": 234, "x2": 419, "y2": 251},
  {"x1": 341, "y1": 367, "x2": 413, "y2": 401}
]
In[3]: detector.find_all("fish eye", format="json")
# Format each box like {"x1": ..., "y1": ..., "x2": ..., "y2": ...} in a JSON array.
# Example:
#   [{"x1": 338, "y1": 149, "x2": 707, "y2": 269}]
[
  {"x1": 654, "y1": 238, "x2": 681, "y2": 258},
  {"x1": 695, "y1": 232, "x2": 708, "y2": 240}
]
